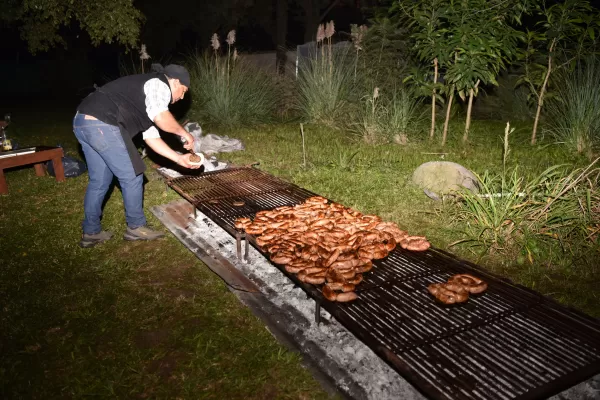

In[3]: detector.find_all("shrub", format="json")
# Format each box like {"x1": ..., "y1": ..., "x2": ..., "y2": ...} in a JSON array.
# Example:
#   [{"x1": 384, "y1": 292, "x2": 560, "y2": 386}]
[
  {"x1": 546, "y1": 58, "x2": 600, "y2": 155},
  {"x1": 352, "y1": 85, "x2": 424, "y2": 143},
  {"x1": 187, "y1": 33, "x2": 278, "y2": 128},
  {"x1": 295, "y1": 23, "x2": 355, "y2": 127},
  {"x1": 450, "y1": 123, "x2": 600, "y2": 264}
]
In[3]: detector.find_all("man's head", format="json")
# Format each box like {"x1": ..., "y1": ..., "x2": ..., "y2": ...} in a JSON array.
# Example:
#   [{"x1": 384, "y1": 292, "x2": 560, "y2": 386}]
[{"x1": 164, "y1": 64, "x2": 190, "y2": 103}]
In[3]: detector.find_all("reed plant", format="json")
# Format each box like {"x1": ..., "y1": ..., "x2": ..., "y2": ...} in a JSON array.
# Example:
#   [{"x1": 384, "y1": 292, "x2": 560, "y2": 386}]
[
  {"x1": 295, "y1": 21, "x2": 355, "y2": 127},
  {"x1": 382, "y1": 85, "x2": 424, "y2": 142},
  {"x1": 188, "y1": 31, "x2": 278, "y2": 128},
  {"x1": 352, "y1": 85, "x2": 423, "y2": 144},
  {"x1": 545, "y1": 58, "x2": 600, "y2": 155}
]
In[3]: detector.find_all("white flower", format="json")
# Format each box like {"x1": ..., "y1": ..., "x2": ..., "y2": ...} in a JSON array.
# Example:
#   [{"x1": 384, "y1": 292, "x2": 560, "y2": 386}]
[
  {"x1": 211, "y1": 33, "x2": 220, "y2": 51},
  {"x1": 316, "y1": 24, "x2": 325, "y2": 43},
  {"x1": 226, "y1": 30, "x2": 236, "y2": 46},
  {"x1": 325, "y1": 21, "x2": 335, "y2": 39},
  {"x1": 351, "y1": 24, "x2": 368, "y2": 51},
  {"x1": 139, "y1": 44, "x2": 150, "y2": 60}
]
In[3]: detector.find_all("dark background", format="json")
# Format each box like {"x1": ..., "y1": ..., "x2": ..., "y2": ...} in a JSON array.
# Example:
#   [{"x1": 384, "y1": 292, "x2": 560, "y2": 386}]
[{"x1": 0, "y1": 0, "x2": 372, "y2": 106}]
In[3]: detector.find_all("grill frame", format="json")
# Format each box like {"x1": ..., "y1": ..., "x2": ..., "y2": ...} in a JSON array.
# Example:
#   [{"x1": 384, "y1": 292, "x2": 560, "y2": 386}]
[{"x1": 165, "y1": 167, "x2": 600, "y2": 400}]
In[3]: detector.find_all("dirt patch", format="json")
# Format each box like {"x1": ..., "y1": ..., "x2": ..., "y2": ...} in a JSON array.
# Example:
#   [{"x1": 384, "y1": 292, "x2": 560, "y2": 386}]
[
  {"x1": 146, "y1": 351, "x2": 188, "y2": 379},
  {"x1": 134, "y1": 328, "x2": 171, "y2": 349},
  {"x1": 164, "y1": 287, "x2": 197, "y2": 299}
]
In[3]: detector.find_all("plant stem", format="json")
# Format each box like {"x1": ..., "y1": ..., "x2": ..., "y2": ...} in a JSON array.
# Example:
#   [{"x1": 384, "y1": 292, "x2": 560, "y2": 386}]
[
  {"x1": 463, "y1": 79, "x2": 480, "y2": 143},
  {"x1": 227, "y1": 45, "x2": 231, "y2": 87},
  {"x1": 442, "y1": 87, "x2": 454, "y2": 146},
  {"x1": 300, "y1": 123, "x2": 307, "y2": 168},
  {"x1": 354, "y1": 49, "x2": 358, "y2": 82},
  {"x1": 430, "y1": 58, "x2": 438, "y2": 139},
  {"x1": 532, "y1": 39, "x2": 556, "y2": 145}
]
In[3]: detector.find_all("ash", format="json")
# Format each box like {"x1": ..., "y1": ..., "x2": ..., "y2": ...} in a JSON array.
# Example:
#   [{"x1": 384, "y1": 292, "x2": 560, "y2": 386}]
[
  {"x1": 187, "y1": 210, "x2": 426, "y2": 400},
  {"x1": 184, "y1": 209, "x2": 599, "y2": 400}
]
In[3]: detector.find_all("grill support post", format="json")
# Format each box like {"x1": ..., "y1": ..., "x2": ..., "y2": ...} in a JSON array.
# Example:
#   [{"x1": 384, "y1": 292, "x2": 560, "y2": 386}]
[
  {"x1": 236, "y1": 231, "x2": 242, "y2": 260},
  {"x1": 244, "y1": 233, "x2": 249, "y2": 263},
  {"x1": 315, "y1": 300, "x2": 322, "y2": 324}
]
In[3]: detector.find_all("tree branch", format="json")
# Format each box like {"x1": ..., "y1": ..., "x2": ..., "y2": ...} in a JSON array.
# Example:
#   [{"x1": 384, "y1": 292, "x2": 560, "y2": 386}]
[{"x1": 319, "y1": 0, "x2": 341, "y2": 22}]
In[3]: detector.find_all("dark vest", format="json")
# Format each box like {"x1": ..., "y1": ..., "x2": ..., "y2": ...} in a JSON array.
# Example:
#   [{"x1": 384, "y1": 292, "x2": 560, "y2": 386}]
[{"x1": 77, "y1": 73, "x2": 172, "y2": 175}]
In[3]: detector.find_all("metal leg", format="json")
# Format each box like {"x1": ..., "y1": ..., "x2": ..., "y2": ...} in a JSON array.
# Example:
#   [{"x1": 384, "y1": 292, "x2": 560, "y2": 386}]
[
  {"x1": 193, "y1": 207, "x2": 197, "y2": 219},
  {"x1": 243, "y1": 232, "x2": 249, "y2": 263},
  {"x1": 236, "y1": 231, "x2": 242, "y2": 260},
  {"x1": 315, "y1": 300, "x2": 322, "y2": 325}
]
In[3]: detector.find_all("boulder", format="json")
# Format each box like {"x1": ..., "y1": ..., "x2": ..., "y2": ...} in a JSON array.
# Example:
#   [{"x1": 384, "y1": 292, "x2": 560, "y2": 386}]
[{"x1": 412, "y1": 161, "x2": 479, "y2": 201}]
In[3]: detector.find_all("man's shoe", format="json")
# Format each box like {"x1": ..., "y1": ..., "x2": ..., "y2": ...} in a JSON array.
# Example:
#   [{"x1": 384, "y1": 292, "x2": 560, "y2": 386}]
[
  {"x1": 123, "y1": 226, "x2": 165, "y2": 241},
  {"x1": 80, "y1": 231, "x2": 113, "y2": 248}
]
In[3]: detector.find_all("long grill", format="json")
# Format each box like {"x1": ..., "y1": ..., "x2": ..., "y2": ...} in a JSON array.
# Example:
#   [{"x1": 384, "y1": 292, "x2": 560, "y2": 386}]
[{"x1": 167, "y1": 167, "x2": 600, "y2": 400}]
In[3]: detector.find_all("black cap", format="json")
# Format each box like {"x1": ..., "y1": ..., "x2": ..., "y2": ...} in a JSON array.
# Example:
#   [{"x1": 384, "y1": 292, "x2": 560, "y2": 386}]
[{"x1": 163, "y1": 64, "x2": 190, "y2": 87}]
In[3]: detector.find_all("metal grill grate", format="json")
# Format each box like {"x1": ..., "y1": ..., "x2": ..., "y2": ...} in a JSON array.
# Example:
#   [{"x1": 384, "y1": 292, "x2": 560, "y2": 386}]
[{"x1": 166, "y1": 167, "x2": 600, "y2": 400}]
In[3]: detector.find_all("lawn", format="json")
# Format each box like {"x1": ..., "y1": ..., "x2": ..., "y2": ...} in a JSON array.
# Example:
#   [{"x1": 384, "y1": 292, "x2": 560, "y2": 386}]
[
  {"x1": 0, "y1": 102, "x2": 334, "y2": 399},
  {"x1": 1, "y1": 100, "x2": 598, "y2": 399}
]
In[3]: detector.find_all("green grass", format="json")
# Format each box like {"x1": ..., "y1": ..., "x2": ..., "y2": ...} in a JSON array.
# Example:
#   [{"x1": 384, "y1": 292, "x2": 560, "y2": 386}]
[
  {"x1": 0, "y1": 103, "x2": 333, "y2": 399},
  {"x1": 1, "y1": 102, "x2": 598, "y2": 399},
  {"x1": 215, "y1": 120, "x2": 598, "y2": 316}
]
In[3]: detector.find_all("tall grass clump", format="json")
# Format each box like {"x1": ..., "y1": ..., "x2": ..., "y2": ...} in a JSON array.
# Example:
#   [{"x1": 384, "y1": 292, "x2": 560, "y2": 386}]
[
  {"x1": 450, "y1": 122, "x2": 600, "y2": 265},
  {"x1": 353, "y1": 85, "x2": 423, "y2": 143},
  {"x1": 546, "y1": 58, "x2": 600, "y2": 155},
  {"x1": 296, "y1": 21, "x2": 355, "y2": 127},
  {"x1": 188, "y1": 31, "x2": 278, "y2": 128},
  {"x1": 384, "y1": 85, "x2": 424, "y2": 142}
]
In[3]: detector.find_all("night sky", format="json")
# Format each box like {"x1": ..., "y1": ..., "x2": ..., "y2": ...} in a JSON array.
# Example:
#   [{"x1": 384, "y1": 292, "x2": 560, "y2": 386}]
[{"x1": 0, "y1": 1, "x2": 370, "y2": 103}]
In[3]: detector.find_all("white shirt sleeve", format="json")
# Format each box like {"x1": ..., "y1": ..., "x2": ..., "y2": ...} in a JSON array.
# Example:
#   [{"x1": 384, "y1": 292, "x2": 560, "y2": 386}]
[
  {"x1": 144, "y1": 78, "x2": 171, "y2": 121},
  {"x1": 142, "y1": 126, "x2": 161, "y2": 140}
]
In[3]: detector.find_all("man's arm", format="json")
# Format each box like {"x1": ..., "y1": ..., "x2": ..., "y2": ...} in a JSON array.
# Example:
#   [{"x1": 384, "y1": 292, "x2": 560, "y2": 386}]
[
  {"x1": 153, "y1": 110, "x2": 194, "y2": 148},
  {"x1": 143, "y1": 137, "x2": 199, "y2": 169},
  {"x1": 144, "y1": 78, "x2": 195, "y2": 150}
]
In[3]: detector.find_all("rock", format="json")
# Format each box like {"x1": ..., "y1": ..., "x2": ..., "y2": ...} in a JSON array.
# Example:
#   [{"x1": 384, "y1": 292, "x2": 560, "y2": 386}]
[{"x1": 412, "y1": 161, "x2": 479, "y2": 200}]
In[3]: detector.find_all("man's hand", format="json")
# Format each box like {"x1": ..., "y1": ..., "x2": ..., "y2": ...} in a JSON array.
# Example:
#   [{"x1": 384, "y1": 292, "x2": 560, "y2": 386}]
[
  {"x1": 144, "y1": 137, "x2": 200, "y2": 169},
  {"x1": 176, "y1": 153, "x2": 202, "y2": 169},
  {"x1": 181, "y1": 131, "x2": 195, "y2": 151},
  {"x1": 154, "y1": 110, "x2": 194, "y2": 149}
]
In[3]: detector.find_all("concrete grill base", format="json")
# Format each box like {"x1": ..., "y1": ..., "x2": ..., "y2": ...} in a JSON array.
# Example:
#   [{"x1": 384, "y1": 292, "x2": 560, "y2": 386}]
[{"x1": 151, "y1": 199, "x2": 600, "y2": 400}]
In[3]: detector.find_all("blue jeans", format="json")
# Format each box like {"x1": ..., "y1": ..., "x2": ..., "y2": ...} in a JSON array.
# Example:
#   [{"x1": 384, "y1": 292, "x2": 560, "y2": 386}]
[{"x1": 73, "y1": 112, "x2": 146, "y2": 234}]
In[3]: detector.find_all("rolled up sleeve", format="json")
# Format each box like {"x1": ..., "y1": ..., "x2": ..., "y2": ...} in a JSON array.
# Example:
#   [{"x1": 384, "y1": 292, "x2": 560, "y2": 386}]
[
  {"x1": 144, "y1": 78, "x2": 171, "y2": 121},
  {"x1": 142, "y1": 126, "x2": 161, "y2": 140}
]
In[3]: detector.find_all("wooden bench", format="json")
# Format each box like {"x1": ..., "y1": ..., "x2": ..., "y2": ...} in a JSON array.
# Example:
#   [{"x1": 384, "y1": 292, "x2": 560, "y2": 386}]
[{"x1": 0, "y1": 146, "x2": 66, "y2": 195}]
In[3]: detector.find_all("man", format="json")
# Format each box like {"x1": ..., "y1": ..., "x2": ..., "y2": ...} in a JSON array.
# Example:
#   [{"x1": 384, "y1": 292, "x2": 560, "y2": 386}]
[{"x1": 73, "y1": 64, "x2": 200, "y2": 248}]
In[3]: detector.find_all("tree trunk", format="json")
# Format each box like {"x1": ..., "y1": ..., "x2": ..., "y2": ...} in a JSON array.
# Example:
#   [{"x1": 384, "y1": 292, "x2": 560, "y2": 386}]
[
  {"x1": 276, "y1": 0, "x2": 289, "y2": 75},
  {"x1": 463, "y1": 79, "x2": 480, "y2": 143},
  {"x1": 531, "y1": 40, "x2": 556, "y2": 145},
  {"x1": 442, "y1": 88, "x2": 454, "y2": 147},
  {"x1": 303, "y1": 0, "x2": 320, "y2": 43},
  {"x1": 430, "y1": 58, "x2": 438, "y2": 139}
]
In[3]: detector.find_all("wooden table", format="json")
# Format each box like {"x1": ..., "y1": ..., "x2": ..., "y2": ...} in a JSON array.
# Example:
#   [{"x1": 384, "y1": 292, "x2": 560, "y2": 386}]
[{"x1": 0, "y1": 146, "x2": 65, "y2": 194}]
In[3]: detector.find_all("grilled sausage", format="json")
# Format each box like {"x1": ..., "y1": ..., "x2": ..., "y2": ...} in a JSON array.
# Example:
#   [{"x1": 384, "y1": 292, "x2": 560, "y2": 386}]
[
  {"x1": 449, "y1": 274, "x2": 488, "y2": 294},
  {"x1": 336, "y1": 292, "x2": 358, "y2": 302},
  {"x1": 428, "y1": 282, "x2": 469, "y2": 304},
  {"x1": 322, "y1": 285, "x2": 338, "y2": 301}
]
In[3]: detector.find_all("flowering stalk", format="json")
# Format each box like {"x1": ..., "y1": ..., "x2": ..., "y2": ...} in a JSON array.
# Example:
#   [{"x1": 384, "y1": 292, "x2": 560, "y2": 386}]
[
  {"x1": 226, "y1": 30, "x2": 236, "y2": 85},
  {"x1": 350, "y1": 24, "x2": 367, "y2": 82},
  {"x1": 211, "y1": 33, "x2": 220, "y2": 75},
  {"x1": 139, "y1": 44, "x2": 150, "y2": 73},
  {"x1": 325, "y1": 21, "x2": 335, "y2": 76}
]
